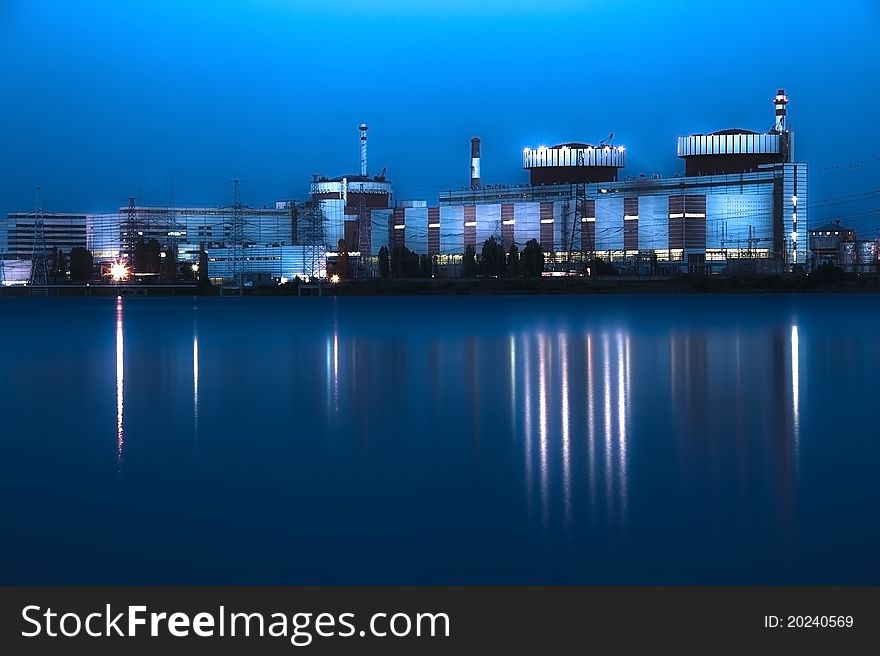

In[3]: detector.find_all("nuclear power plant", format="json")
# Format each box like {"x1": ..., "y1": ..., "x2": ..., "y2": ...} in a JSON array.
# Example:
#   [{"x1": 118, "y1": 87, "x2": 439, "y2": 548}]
[{"x1": 2, "y1": 89, "x2": 873, "y2": 288}]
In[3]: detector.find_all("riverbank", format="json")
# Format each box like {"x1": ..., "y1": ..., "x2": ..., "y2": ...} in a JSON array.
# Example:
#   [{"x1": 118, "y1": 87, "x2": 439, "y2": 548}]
[
  {"x1": 268, "y1": 274, "x2": 880, "y2": 296},
  {"x1": 4, "y1": 274, "x2": 880, "y2": 297}
]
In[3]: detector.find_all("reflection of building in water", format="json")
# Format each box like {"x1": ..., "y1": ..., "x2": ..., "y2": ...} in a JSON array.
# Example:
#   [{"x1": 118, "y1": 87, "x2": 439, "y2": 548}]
[
  {"x1": 666, "y1": 325, "x2": 800, "y2": 532},
  {"x1": 115, "y1": 297, "x2": 124, "y2": 466},
  {"x1": 518, "y1": 331, "x2": 630, "y2": 531},
  {"x1": 193, "y1": 334, "x2": 199, "y2": 443}
]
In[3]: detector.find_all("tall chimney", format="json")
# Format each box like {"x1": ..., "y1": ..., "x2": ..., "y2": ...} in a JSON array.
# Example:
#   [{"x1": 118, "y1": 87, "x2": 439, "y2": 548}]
[
  {"x1": 470, "y1": 137, "x2": 481, "y2": 190},
  {"x1": 773, "y1": 89, "x2": 788, "y2": 133},
  {"x1": 359, "y1": 123, "x2": 369, "y2": 177}
]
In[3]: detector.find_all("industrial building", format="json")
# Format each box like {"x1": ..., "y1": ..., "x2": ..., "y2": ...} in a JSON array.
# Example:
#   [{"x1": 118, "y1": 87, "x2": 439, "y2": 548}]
[
  {"x1": 386, "y1": 89, "x2": 814, "y2": 275},
  {"x1": 5, "y1": 212, "x2": 89, "y2": 258},
  {"x1": 5, "y1": 89, "x2": 877, "y2": 286},
  {"x1": 309, "y1": 124, "x2": 393, "y2": 275},
  {"x1": 2, "y1": 200, "x2": 325, "y2": 285}
]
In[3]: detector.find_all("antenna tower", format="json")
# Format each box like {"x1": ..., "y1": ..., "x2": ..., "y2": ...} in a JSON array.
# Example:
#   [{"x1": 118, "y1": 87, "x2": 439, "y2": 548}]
[
  {"x1": 30, "y1": 186, "x2": 49, "y2": 293},
  {"x1": 228, "y1": 179, "x2": 246, "y2": 294}
]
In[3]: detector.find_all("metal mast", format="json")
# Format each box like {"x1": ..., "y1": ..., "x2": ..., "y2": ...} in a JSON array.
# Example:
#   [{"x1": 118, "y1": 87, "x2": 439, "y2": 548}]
[
  {"x1": 29, "y1": 186, "x2": 49, "y2": 292},
  {"x1": 122, "y1": 196, "x2": 138, "y2": 261},
  {"x1": 301, "y1": 195, "x2": 325, "y2": 279},
  {"x1": 356, "y1": 124, "x2": 370, "y2": 267},
  {"x1": 228, "y1": 178, "x2": 246, "y2": 294}
]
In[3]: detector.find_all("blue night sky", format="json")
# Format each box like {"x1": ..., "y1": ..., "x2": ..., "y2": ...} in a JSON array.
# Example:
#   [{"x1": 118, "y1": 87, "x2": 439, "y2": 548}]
[{"x1": 2, "y1": 0, "x2": 878, "y2": 232}]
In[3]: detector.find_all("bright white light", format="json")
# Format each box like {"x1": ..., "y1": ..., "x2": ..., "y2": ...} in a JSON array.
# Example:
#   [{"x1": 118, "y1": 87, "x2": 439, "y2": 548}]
[
  {"x1": 464, "y1": 221, "x2": 477, "y2": 227},
  {"x1": 191, "y1": 263, "x2": 199, "y2": 273},
  {"x1": 791, "y1": 231, "x2": 798, "y2": 240},
  {"x1": 792, "y1": 195, "x2": 797, "y2": 207},
  {"x1": 428, "y1": 222, "x2": 441, "y2": 228},
  {"x1": 330, "y1": 273, "x2": 341, "y2": 284},
  {"x1": 110, "y1": 261, "x2": 130, "y2": 281},
  {"x1": 523, "y1": 147, "x2": 531, "y2": 153},
  {"x1": 279, "y1": 276, "x2": 288, "y2": 284},
  {"x1": 618, "y1": 146, "x2": 625, "y2": 152}
]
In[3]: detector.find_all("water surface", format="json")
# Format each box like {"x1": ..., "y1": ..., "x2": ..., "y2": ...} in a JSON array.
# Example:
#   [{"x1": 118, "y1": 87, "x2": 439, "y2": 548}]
[{"x1": 0, "y1": 294, "x2": 877, "y2": 584}]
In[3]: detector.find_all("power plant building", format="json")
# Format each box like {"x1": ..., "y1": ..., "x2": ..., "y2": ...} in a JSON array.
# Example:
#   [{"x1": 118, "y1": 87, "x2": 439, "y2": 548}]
[
  {"x1": 388, "y1": 89, "x2": 812, "y2": 273},
  {"x1": 5, "y1": 89, "x2": 862, "y2": 283}
]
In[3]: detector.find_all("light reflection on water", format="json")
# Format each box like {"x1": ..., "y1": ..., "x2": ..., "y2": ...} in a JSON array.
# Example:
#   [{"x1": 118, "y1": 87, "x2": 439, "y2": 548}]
[{"x1": 0, "y1": 295, "x2": 876, "y2": 585}]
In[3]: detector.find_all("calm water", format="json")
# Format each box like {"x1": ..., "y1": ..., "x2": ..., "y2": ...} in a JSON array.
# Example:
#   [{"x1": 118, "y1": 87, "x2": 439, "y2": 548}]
[{"x1": 0, "y1": 294, "x2": 878, "y2": 584}]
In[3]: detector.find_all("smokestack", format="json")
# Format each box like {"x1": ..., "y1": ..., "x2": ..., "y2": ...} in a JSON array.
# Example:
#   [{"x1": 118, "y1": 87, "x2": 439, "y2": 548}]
[
  {"x1": 470, "y1": 137, "x2": 481, "y2": 190},
  {"x1": 773, "y1": 89, "x2": 788, "y2": 133},
  {"x1": 359, "y1": 123, "x2": 369, "y2": 177}
]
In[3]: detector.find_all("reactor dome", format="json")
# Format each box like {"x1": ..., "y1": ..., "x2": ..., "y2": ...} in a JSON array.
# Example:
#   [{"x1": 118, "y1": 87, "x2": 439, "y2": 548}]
[
  {"x1": 676, "y1": 90, "x2": 793, "y2": 176},
  {"x1": 522, "y1": 142, "x2": 625, "y2": 185}
]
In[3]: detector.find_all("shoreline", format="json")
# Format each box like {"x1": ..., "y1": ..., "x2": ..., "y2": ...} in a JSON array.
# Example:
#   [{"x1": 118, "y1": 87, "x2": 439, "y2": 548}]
[{"x1": 3, "y1": 274, "x2": 880, "y2": 297}]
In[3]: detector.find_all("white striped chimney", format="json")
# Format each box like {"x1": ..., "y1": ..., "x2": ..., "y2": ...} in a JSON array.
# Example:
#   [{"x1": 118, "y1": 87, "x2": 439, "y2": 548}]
[
  {"x1": 359, "y1": 123, "x2": 369, "y2": 177},
  {"x1": 774, "y1": 89, "x2": 788, "y2": 133},
  {"x1": 470, "y1": 137, "x2": 481, "y2": 190}
]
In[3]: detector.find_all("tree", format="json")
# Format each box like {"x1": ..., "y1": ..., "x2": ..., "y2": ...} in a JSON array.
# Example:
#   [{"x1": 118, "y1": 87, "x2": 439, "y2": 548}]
[
  {"x1": 391, "y1": 245, "x2": 420, "y2": 277},
  {"x1": 134, "y1": 237, "x2": 162, "y2": 274},
  {"x1": 418, "y1": 254, "x2": 432, "y2": 278},
  {"x1": 522, "y1": 239, "x2": 545, "y2": 277},
  {"x1": 507, "y1": 244, "x2": 520, "y2": 278},
  {"x1": 462, "y1": 244, "x2": 477, "y2": 277},
  {"x1": 161, "y1": 248, "x2": 177, "y2": 282},
  {"x1": 52, "y1": 248, "x2": 67, "y2": 281},
  {"x1": 378, "y1": 246, "x2": 390, "y2": 278},
  {"x1": 197, "y1": 246, "x2": 211, "y2": 291},
  {"x1": 69, "y1": 247, "x2": 93, "y2": 282},
  {"x1": 481, "y1": 237, "x2": 506, "y2": 277}
]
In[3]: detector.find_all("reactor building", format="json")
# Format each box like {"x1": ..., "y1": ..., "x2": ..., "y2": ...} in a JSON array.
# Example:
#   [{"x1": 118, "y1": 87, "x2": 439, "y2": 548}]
[
  {"x1": 386, "y1": 89, "x2": 811, "y2": 274},
  {"x1": 309, "y1": 123, "x2": 393, "y2": 265}
]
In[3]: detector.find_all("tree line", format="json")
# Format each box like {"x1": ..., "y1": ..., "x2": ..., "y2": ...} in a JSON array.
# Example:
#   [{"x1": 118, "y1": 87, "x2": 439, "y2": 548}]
[{"x1": 377, "y1": 237, "x2": 546, "y2": 279}]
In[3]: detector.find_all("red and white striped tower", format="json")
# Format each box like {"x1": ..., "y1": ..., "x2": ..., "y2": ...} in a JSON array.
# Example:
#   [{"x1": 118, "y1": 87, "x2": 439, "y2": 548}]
[
  {"x1": 773, "y1": 89, "x2": 788, "y2": 133},
  {"x1": 470, "y1": 137, "x2": 481, "y2": 190},
  {"x1": 359, "y1": 123, "x2": 369, "y2": 176}
]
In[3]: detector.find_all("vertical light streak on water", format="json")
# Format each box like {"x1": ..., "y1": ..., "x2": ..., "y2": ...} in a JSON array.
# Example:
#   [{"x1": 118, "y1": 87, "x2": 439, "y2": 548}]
[
  {"x1": 602, "y1": 332, "x2": 613, "y2": 522},
  {"x1": 618, "y1": 333, "x2": 629, "y2": 530},
  {"x1": 509, "y1": 334, "x2": 516, "y2": 442},
  {"x1": 561, "y1": 333, "x2": 572, "y2": 531},
  {"x1": 333, "y1": 332, "x2": 340, "y2": 416},
  {"x1": 538, "y1": 334, "x2": 550, "y2": 527},
  {"x1": 325, "y1": 336, "x2": 332, "y2": 419},
  {"x1": 586, "y1": 333, "x2": 597, "y2": 521},
  {"x1": 523, "y1": 335, "x2": 533, "y2": 517},
  {"x1": 193, "y1": 336, "x2": 199, "y2": 442},
  {"x1": 791, "y1": 324, "x2": 800, "y2": 474},
  {"x1": 115, "y1": 297, "x2": 124, "y2": 467}
]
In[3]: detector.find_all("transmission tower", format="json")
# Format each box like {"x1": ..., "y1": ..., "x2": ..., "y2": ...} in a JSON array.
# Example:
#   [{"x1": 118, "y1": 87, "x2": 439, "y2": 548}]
[
  {"x1": 30, "y1": 186, "x2": 49, "y2": 293},
  {"x1": 300, "y1": 198, "x2": 326, "y2": 279},
  {"x1": 122, "y1": 196, "x2": 138, "y2": 261},
  {"x1": 227, "y1": 179, "x2": 246, "y2": 294},
  {"x1": 564, "y1": 183, "x2": 587, "y2": 272}
]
